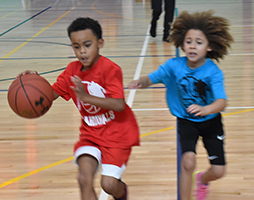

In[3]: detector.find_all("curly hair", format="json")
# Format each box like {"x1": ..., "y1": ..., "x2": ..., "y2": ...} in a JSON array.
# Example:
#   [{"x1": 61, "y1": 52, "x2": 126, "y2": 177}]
[
  {"x1": 170, "y1": 10, "x2": 234, "y2": 61},
  {"x1": 67, "y1": 17, "x2": 102, "y2": 40}
]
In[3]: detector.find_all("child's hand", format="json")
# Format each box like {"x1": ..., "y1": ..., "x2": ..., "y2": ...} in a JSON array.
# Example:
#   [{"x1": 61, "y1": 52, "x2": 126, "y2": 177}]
[
  {"x1": 128, "y1": 80, "x2": 142, "y2": 89},
  {"x1": 16, "y1": 70, "x2": 38, "y2": 78},
  {"x1": 187, "y1": 104, "x2": 208, "y2": 117},
  {"x1": 70, "y1": 75, "x2": 89, "y2": 101}
]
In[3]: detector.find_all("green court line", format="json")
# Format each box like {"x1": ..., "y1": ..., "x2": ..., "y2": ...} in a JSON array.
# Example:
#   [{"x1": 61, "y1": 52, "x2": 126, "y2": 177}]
[
  {"x1": 0, "y1": 7, "x2": 51, "y2": 37},
  {"x1": 0, "y1": 3, "x2": 30, "y2": 20},
  {"x1": 0, "y1": 0, "x2": 86, "y2": 63}
]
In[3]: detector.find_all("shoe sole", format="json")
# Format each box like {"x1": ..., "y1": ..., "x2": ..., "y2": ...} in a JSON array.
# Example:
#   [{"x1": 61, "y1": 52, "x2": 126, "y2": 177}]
[{"x1": 191, "y1": 171, "x2": 201, "y2": 200}]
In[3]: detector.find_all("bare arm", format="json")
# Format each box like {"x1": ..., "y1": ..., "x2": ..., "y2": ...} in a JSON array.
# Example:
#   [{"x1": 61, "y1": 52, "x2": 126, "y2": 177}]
[
  {"x1": 70, "y1": 75, "x2": 125, "y2": 112},
  {"x1": 128, "y1": 75, "x2": 153, "y2": 89},
  {"x1": 53, "y1": 91, "x2": 59, "y2": 100},
  {"x1": 187, "y1": 98, "x2": 227, "y2": 117}
]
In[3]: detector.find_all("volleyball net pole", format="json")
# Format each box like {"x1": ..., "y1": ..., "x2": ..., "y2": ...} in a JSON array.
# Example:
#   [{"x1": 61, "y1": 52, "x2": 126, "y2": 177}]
[{"x1": 174, "y1": 7, "x2": 182, "y2": 200}]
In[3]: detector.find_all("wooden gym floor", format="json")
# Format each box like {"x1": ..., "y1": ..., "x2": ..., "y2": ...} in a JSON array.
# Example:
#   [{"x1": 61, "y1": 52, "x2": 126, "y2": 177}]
[{"x1": 0, "y1": 0, "x2": 254, "y2": 199}]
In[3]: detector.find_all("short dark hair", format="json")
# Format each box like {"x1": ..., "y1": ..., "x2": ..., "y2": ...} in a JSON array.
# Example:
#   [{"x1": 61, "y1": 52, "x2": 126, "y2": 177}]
[
  {"x1": 170, "y1": 10, "x2": 234, "y2": 61},
  {"x1": 67, "y1": 17, "x2": 102, "y2": 39}
]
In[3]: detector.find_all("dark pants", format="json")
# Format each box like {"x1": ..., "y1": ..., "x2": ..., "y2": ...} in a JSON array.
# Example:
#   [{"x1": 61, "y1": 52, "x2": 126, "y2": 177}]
[{"x1": 151, "y1": 0, "x2": 175, "y2": 36}]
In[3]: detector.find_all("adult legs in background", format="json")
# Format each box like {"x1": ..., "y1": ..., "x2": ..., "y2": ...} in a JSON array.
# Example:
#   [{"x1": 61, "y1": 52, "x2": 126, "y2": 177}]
[
  {"x1": 150, "y1": 0, "x2": 175, "y2": 42},
  {"x1": 150, "y1": 0, "x2": 162, "y2": 38},
  {"x1": 163, "y1": 0, "x2": 175, "y2": 42}
]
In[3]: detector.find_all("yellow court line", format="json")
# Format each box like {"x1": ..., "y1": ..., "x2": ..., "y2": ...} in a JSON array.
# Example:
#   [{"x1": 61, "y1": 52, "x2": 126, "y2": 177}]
[
  {"x1": 0, "y1": 0, "x2": 86, "y2": 63},
  {"x1": 1, "y1": 108, "x2": 254, "y2": 188},
  {"x1": 1, "y1": 2, "x2": 21, "y2": 9},
  {"x1": 222, "y1": 108, "x2": 254, "y2": 117},
  {"x1": 1, "y1": 0, "x2": 253, "y2": 192},
  {"x1": 0, "y1": 126, "x2": 173, "y2": 189},
  {"x1": 0, "y1": 11, "x2": 22, "y2": 21},
  {"x1": 0, "y1": 157, "x2": 73, "y2": 188},
  {"x1": 140, "y1": 126, "x2": 174, "y2": 138},
  {"x1": 0, "y1": 7, "x2": 29, "y2": 20}
]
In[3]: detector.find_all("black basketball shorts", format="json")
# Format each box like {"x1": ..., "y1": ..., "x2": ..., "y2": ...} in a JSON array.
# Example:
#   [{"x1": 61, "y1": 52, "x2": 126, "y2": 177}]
[{"x1": 177, "y1": 114, "x2": 226, "y2": 165}]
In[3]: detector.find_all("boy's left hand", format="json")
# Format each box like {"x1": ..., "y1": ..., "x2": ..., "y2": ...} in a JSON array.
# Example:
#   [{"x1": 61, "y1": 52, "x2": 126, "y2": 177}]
[
  {"x1": 70, "y1": 75, "x2": 89, "y2": 101},
  {"x1": 187, "y1": 104, "x2": 208, "y2": 117}
]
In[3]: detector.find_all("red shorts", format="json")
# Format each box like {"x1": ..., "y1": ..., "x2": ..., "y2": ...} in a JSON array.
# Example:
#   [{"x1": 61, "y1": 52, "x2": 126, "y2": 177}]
[{"x1": 74, "y1": 140, "x2": 131, "y2": 179}]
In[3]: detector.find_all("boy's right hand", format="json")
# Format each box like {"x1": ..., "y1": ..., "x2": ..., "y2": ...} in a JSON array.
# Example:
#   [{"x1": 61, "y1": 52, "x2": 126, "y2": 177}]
[
  {"x1": 16, "y1": 70, "x2": 38, "y2": 78},
  {"x1": 128, "y1": 76, "x2": 152, "y2": 89},
  {"x1": 128, "y1": 80, "x2": 142, "y2": 89}
]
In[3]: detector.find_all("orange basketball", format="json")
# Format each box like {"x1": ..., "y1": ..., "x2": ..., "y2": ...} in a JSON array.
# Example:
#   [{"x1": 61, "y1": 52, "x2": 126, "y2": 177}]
[{"x1": 7, "y1": 74, "x2": 54, "y2": 119}]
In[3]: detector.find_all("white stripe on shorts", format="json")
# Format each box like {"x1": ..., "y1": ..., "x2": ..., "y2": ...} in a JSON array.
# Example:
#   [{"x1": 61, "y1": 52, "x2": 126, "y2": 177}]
[{"x1": 101, "y1": 164, "x2": 126, "y2": 179}]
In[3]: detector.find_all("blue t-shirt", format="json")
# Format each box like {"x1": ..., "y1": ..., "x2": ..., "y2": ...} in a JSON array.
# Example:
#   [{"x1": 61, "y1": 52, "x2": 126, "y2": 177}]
[{"x1": 148, "y1": 57, "x2": 227, "y2": 122}]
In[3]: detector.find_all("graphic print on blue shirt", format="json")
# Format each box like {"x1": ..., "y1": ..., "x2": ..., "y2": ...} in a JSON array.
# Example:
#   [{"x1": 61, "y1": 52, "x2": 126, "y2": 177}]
[
  {"x1": 177, "y1": 75, "x2": 208, "y2": 119},
  {"x1": 148, "y1": 57, "x2": 227, "y2": 122}
]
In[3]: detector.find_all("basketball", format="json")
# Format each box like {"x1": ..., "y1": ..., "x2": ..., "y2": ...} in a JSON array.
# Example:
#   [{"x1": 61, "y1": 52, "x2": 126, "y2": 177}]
[{"x1": 7, "y1": 74, "x2": 54, "y2": 119}]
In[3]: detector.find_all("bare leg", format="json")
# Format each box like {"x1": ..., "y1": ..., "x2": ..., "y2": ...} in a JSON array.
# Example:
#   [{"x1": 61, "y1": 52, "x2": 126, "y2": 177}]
[
  {"x1": 180, "y1": 152, "x2": 196, "y2": 200},
  {"x1": 201, "y1": 165, "x2": 226, "y2": 184},
  {"x1": 101, "y1": 176, "x2": 126, "y2": 199},
  {"x1": 77, "y1": 155, "x2": 98, "y2": 200}
]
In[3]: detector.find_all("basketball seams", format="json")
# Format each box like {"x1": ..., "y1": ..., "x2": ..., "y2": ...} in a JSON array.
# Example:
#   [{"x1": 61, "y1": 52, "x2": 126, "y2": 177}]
[
  {"x1": 7, "y1": 79, "x2": 20, "y2": 94},
  {"x1": 8, "y1": 74, "x2": 53, "y2": 118},
  {"x1": 24, "y1": 84, "x2": 53, "y2": 104},
  {"x1": 14, "y1": 85, "x2": 22, "y2": 114},
  {"x1": 21, "y1": 75, "x2": 53, "y2": 100},
  {"x1": 20, "y1": 76, "x2": 40, "y2": 117}
]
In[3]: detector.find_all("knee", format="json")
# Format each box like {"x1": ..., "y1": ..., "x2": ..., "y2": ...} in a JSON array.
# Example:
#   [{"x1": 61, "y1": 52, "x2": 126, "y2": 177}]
[
  {"x1": 101, "y1": 177, "x2": 118, "y2": 195},
  {"x1": 181, "y1": 153, "x2": 196, "y2": 173},
  {"x1": 77, "y1": 172, "x2": 93, "y2": 188},
  {"x1": 211, "y1": 166, "x2": 226, "y2": 179}
]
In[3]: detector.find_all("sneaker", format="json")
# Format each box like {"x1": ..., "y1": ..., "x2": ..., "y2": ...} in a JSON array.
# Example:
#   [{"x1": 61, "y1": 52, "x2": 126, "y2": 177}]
[
  {"x1": 114, "y1": 181, "x2": 127, "y2": 200},
  {"x1": 162, "y1": 34, "x2": 170, "y2": 43},
  {"x1": 150, "y1": 22, "x2": 156, "y2": 37},
  {"x1": 150, "y1": 17, "x2": 157, "y2": 38},
  {"x1": 195, "y1": 172, "x2": 209, "y2": 200}
]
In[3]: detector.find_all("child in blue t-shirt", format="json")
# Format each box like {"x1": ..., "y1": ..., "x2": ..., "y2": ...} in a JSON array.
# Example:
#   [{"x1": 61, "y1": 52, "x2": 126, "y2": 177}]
[{"x1": 128, "y1": 10, "x2": 233, "y2": 200}]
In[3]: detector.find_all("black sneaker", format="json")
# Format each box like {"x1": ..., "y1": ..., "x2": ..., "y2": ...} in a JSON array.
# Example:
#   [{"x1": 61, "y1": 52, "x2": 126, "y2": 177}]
[
  {"x1": 163, "y1": 34, "x2": 170, "y2": 43},
  {"x1": 150, "y1": 20, "x2": 157, "y2": 37},
  {"x1": 113, "y1": 182, "x2": 127, "y2": 200}
]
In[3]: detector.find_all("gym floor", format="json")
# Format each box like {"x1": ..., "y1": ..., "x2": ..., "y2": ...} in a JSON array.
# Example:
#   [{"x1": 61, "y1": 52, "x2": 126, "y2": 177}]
[{"x1": 0, "y1": 0, "x2": 254, "y2": 199}]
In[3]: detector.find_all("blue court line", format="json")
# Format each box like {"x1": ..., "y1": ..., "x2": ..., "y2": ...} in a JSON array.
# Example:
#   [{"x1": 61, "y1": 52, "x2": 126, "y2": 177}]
[
  {"x1": 0, "y1": 54, "x2": 174, "y2": 61},
  {"x1": 0, "y1": 87, "x2": 166, "y2": 93},
  {"x1": 0, "y1": 6, "x2": 51, "y2": 37},
  {"x1": 0, "y1": 67, "x2": 67, "y2": 82},
  {"x1": 0, "y1": 53, "x2": 174, "y2": 83},
  {"x1": 0, "y1": 34, "x2": 161, "y2": 40}
]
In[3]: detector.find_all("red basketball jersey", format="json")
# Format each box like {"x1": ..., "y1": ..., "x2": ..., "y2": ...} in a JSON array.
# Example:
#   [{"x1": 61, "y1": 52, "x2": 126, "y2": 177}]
[{"x1": 52, "y1": 56, "x2": 140, "y2": 148}]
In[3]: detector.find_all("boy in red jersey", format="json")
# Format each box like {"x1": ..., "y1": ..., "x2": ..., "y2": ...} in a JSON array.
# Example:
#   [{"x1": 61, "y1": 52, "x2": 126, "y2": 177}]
[{"x1": 19, "y1": 17, "x2": 139, "y2": 200}]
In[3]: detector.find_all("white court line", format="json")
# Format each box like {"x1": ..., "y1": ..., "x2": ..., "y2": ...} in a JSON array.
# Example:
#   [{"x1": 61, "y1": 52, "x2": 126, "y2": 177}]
[
  {"x1": 132, "y1": 106, "x2": 254, "y2": 111},
  {"x1": 132, "y1": 107, "x2": 254, "y2": 111},
  {"x1": 229, "y1": 53, "x2": 254, "y2": 56},
  {"x1": 231, "y1": 24, "x2": 254, "y2": 28},
  {"x1": 99, "y1": 189, "x2": 109, "y2": 200},
  {"x1": 179, "y1": 52, "x2": 254, "y2": 57},
  {"x1": 98, "y1": 25, "x2": 151, "y2": 200},
  {"x1": 126, "y1": 25, "x2": 151, "y2": 108}
]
